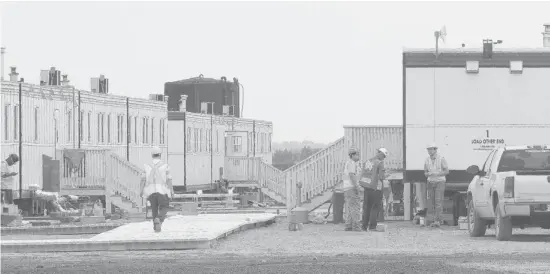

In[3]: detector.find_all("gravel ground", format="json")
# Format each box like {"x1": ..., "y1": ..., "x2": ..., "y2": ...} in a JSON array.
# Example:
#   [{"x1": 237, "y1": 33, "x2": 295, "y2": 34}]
[{"x1": 2, "y1": 220, "x2": 549, "y2": 273}]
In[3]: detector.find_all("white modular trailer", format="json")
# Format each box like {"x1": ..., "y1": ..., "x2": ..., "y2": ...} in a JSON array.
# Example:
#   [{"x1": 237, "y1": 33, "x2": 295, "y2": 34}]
[
  {"x1": 403, "y1": 48, "x2": 550, "y2": 187},
  {"x1": 167, "y1": 111, "x2": 273, "y2": 191},
  {"x1": 0, "y1": 80, "x2": 168, "y2": 191}
]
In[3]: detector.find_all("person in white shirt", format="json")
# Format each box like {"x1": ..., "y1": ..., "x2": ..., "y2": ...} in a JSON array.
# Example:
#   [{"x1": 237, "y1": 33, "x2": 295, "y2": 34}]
[
  {"x1": 1, "y1": 154, "x2": 19, "y2": 205},
  {"x1": 140, "y1": 147, "x2": 174, "y2": 232},
  {"x1": 424, "y1": 142, "x2": 449, "y2": 227},
  {"x1": 342, "y1": 147, "x2": 362, "y2": 231}
]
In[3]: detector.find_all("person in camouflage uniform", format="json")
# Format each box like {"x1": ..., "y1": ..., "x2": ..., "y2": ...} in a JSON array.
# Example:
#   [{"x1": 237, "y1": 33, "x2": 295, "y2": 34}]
[{"x1": 343, "y1": 147, "x2": 362, "y2": 231}]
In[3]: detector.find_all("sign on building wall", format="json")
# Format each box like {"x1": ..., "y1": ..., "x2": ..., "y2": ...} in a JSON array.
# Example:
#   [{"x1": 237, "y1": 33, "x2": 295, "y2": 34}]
[{"x1": 471, "y1": 138, "x2": 505, "y2": 151}]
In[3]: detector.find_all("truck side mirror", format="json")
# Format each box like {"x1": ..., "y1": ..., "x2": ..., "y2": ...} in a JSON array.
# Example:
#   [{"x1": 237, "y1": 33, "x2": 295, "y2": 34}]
[{"x1": 466, "y1": 165, "x2": 480, "y2": 175}]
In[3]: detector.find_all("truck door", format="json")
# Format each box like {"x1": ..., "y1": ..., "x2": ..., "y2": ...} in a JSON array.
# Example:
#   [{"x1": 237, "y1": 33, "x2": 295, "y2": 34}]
[{"x1": 475, "y1": 150, "x2": 498, "y2": 217}]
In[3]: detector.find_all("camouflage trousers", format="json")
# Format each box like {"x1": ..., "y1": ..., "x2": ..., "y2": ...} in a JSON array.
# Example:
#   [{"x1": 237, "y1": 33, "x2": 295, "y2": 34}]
[
  {"x1": 344, "y1": 188, "x2": 362, "y2": 230},
  {"x1": 427, "y1": 181, "x2": 446, "y2": 223}
]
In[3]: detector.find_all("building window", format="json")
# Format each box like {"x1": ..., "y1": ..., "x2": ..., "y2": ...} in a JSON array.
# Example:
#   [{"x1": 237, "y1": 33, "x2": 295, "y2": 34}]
[
  {"x1": 117, "y1": 115, "x2": 122, "y2": 144},
  {"x1": 194, "y1": 128, "x2": 199, "y2": 152},
  {"x1": 80, "y1": 110, "x2": 84, "y2": 142},
  {"x1": 142, "y1": 117, "x2": 147, "y2": 144},
  {"x1": 87, "y1": 112, "x2": 91, "y2": 142},
  {"x1": 186, "y1": 127, "x2": 192, "y2": 152},
  {"x1": 34, "y1": 107, "x2": 39, "y2": 142},
  {"x1": 151, "y1": 118, "x2": 155, "y2": 145},
  {"x1": 199, "y1": 129, "x2": 204, "y2": 152},
  {"x1": 14, "y1": 105, "x2": 19, "y2": 141},
  {"x1": 233, "y1": 136, "x2": 242, "y2": 153},
  {"x1": 268, "y1": 133, "x2": 272, "y2": 152},
  {"x1": 67, "y1": 110, "x2": 72, "y2": 142},
  {"x1": 3, "y1": 105, "x2": 9, "y2": 141},
  {"x1": 128, "y1": 116, "x2": 132, "y2": 144},
  {"x1": 98, "y1": 113, "x2": 105, "y2": 143},
  {"x1": 159, "y1": 119, "x2": 165, "y2": 145},
  {"x1": 107, "y1": 114, "x2": 112, "y2": 143},
  {"x1": 134, "y1": 116, "x2": 138, "y2": 144},
  {"x1": 216, "y1": 130, "x2": 220, "y2": 153},
  {"x1": 207, "y1": 129, "x2": 212, "y2": 152}
]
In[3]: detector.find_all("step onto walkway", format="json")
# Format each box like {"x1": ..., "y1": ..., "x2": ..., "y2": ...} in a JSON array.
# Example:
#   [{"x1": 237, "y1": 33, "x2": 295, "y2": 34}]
[{"x1": 1, "y1": 213, "x2": 277, "y2": 253}]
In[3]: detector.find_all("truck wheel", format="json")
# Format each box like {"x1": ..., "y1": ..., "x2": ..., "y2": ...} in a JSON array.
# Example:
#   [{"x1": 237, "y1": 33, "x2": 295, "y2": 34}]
[
  {"x1": 468, "y1": 199, "x2": 487, "y2": 237},
  {"x1": 495, "y1": 202, "x2": 513, "y2": 241}
]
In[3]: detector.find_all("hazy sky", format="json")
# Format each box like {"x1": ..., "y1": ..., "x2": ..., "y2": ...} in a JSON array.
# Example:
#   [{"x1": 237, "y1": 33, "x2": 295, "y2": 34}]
[{"x1": 1, "y1": 1, "x2": 549, "y2": 143}]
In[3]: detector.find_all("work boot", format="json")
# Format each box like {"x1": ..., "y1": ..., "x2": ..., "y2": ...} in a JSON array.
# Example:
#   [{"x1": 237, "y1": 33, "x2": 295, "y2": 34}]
[{"x1": 153, "y1": 218, "x2": 161, "y2": 232}]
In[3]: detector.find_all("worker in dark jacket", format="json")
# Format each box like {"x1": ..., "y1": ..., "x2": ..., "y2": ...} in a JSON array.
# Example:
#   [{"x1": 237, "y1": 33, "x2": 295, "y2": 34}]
[{"x1": 360, "y1": 148, "x2": 388, "y2": 231}]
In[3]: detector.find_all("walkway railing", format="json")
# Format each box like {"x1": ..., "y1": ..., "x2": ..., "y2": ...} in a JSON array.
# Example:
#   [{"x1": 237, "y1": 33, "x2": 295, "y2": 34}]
[
  {"x1": 224, "y1": 137, "x2": 347, "y2": 211},
  {"x1": 58, "y1": 148, "x2": 144, "y2": 211},
  {"x1": 283, "y1": 137, "x2": 346, "y2": 210},
  {"x1": 107, "y1": 152, "x2": 144, "y2": 210}
]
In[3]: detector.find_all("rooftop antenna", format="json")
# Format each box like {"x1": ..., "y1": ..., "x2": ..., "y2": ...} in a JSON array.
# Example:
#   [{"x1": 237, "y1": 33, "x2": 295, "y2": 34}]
[{"x1": 434, "y1": 25, "x2": 447, "y2": 59}]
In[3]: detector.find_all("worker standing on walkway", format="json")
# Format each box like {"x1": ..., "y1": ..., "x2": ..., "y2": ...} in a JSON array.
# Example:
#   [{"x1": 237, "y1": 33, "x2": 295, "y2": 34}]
[
  {"x1": 424, "y1": 143, "x2": 449, "y2": 228},
  {"x1": 1, "y1": 154, "x2": 19, "y2": 205},
  {"x1": 360, "y1": 148, "x2": 388, "y2": 231},
  {"x1": 140, "y1": 147, "x2": 174, "y2": 232},
  {"x1": 342, "y1": 147, "x2": 362, "y2": 231}
]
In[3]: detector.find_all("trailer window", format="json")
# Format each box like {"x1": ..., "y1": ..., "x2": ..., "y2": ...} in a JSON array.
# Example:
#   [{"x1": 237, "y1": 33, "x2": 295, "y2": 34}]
[{"x1": 497, "y1": 149, "x2": 550, "y2": 172}]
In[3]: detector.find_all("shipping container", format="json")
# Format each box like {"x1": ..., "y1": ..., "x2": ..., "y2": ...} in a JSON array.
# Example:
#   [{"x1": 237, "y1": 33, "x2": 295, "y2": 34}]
[
  {"x1": 343, "y1": 126, "x2": 403, "y2": 171},
  {"x1": 403, "y1": 48, "x2": 550, "y2": 185},
  {"x1": 164, "y1": 75, "x2": 241, "y2": 117}
]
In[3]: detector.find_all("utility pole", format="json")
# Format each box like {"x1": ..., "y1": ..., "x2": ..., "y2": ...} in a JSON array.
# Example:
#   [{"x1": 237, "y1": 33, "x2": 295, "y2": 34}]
[{"x1": 1, "y1": 47, "x2": 6, "y2": 81}]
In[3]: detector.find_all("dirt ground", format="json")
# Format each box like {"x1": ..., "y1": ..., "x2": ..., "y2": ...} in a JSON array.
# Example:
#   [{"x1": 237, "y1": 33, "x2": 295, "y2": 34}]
[{"x1": 2, "y1": 220, "x2": 549, "y2": 273}]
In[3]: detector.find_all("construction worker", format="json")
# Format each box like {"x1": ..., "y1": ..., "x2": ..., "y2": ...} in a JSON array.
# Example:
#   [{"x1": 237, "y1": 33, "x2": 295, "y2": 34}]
[
  {"x1": 342, "y1": 147, "x2": 362, "y2": 231},
  {"x1": 1, "y1": 154, "x2": 19, "y2": 205},
  {"x1": 424, "y1": 142, "x2": 449, "y2": 228},
  {"x1": 361, "y1": 148, "x2": 388, "y2": 231},
  {"x1": 140, "y1": 147, "x2": 174, "y2": 232}
]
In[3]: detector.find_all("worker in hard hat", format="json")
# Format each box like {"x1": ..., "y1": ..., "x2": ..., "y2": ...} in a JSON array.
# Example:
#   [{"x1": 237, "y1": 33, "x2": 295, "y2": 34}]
[
  {"x1": 342, "y1": 147, "x2": 362, "y2": 231},
  {"x1": 360, "y1": 148, "x2": 388, "y2": 231},
  {"x1": 140, "y1": 147, "x2": 174, "y2": 232},
  {"x1": 1, "y1": 154, "x2": 19, "y2": 205},
  {"x1": 424, "y1": 142, "x2": 449, "y2": 228}
]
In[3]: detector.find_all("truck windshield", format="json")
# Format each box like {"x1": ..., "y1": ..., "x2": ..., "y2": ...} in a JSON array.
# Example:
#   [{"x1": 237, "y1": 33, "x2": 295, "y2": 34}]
[{"x1": 497, "y1": 149, "x2": 550, "y2": 172}]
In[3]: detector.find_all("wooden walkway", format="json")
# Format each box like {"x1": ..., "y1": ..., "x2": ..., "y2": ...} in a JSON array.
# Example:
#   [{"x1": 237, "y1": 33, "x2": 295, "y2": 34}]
[{"x1": 1, "y1": 213, "x2": 277, "y2": 253}]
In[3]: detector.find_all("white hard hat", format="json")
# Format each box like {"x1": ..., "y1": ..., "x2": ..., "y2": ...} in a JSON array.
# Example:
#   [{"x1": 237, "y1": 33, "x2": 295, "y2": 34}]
[
  {"x1": 151, "y1": 146, "x2": 162, "y2": 156},
  {"x1": 378, "y1": 147, "x2": 389, "y2": 156},
  {"x1": 348, "y1": 146, "x2": 358, "y2": 155},
  {"x1": 427, "y1": 142, "x2": 438, "y2": 149}
]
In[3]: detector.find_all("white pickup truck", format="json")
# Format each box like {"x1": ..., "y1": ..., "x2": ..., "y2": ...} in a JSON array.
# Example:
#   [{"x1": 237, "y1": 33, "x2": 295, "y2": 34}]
[{"x1": 466, "y1": 145, "x2": 550, "y2": 241}]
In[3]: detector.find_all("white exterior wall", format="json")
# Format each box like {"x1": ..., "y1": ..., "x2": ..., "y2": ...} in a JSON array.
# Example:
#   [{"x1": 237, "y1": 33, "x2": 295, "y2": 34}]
[
  {"x1": 167, "y1": 112, "x2": 274, "y2": 188},
  {"x1": 405, "y1": 67, "x2": 550, "y2": 171},
  {"x1": 0, "y1": 81, "x2": 167, "y2": 190}
]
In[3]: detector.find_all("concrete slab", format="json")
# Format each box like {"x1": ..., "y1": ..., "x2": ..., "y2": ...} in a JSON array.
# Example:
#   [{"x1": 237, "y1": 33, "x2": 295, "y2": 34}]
[
  {"x1": 1, "y1": 213, "x2": 277, "y2": 253},
  {"x1": 0, "y1": 222, "x2": 124, "y2": 236}
]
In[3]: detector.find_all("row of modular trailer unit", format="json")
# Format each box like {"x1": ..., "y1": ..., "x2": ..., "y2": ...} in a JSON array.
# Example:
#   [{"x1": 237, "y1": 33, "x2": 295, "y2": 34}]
[
  {"x1": 167, "y1": 109, "x2": 273, "y2": 192},
  {"x1": 1, "y1": 78, "x2": 274, "y2": 196},
  {"x1": 403, "y1": 47, "x2": 550, "y2": 224},
  {"x1": 0, "y1": 80, "x2": 168, "y2": 194}
]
